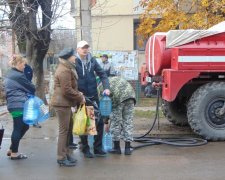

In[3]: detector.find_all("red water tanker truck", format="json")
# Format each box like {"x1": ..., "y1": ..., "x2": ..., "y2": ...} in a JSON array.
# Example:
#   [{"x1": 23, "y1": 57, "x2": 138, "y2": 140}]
[{"x1": 145, "y1": 30, "x2": 225, "y2": 141}]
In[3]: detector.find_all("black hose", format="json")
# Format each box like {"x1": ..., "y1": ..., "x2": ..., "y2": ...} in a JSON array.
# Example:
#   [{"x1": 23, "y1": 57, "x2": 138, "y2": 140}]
[
  {"x1": 133, "y1": 87, "x2": 207, "y2": 150},
  {"x1": 135, "y1": 88, "x2": 161, "y2": 139}
]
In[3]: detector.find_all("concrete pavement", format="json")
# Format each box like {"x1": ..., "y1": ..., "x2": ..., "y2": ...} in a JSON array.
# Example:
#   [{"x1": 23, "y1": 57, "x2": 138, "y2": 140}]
[{"x1": 1, "y1": 114, "x2": 225, "y2": 180}]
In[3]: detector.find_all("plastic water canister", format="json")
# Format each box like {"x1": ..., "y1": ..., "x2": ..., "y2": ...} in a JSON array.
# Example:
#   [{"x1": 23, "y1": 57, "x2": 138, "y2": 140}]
[
  {"x1": 99, "y1": 95, "x2": 112, "y2": 116},
  {"x1": 23, "y1": 96, "x2": 39, "y2": 125},
  {"x1": 103, "y1": 133, "x2": 113, "y2": 152},
  {"x1": 34, "y1": 96, "x2": 50, "y2": 123},
  {"x1": 38, "y1": 103, "x2": 50, "y2": 122}
]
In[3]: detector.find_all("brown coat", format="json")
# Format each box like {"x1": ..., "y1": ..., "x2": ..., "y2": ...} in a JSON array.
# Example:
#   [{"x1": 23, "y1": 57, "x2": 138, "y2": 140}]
[{"x1": 51, "y1": 60, "x2": 83, "y2": 107}]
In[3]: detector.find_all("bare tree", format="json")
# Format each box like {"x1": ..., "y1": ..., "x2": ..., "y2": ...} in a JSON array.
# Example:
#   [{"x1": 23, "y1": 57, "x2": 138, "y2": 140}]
[
  {"x1": 49, "y1": 29, "x2": 76, "y2": 54},
  {"x1": 0, "y1": 0, "x2": 69, "y2": 103}
]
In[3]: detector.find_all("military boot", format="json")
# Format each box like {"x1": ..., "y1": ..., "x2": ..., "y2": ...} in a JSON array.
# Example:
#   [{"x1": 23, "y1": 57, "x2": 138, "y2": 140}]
[
  {"x1": 125, "y1": 141, "x2": 132, "y2": 155},
  {"x1": 109, "y1": 141, "x2": 121, "y2": 155}
]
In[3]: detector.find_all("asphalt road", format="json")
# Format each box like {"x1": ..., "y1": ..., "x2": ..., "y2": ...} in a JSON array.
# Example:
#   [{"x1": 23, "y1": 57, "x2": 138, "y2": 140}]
[{"x1": 1, "y1": 113, "x2": 225, "y2": 180}]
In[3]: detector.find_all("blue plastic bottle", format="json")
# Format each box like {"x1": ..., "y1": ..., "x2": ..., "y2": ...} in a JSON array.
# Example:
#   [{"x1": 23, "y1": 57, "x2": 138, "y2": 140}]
[
  {"x1": 23, "y1": 96, "x2": 39, "y2": 125},
  {"x1": 99, "y1": 95, "x2": 112, "y2": 117},
  {"x1": 103, "y1": 133, "x2": 113, "y2": 152}
]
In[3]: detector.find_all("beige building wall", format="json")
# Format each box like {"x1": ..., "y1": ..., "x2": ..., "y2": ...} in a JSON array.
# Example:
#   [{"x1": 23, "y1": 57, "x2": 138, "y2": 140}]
[
  {"x1": 74, "y1": 0, "x2": 135, "y2": 51},
  {"x1": 74, "y1": 0, "x2": 146, "y2": 69},
  {"x1": 73, "y1": 0, "x2": 199, "y2": 71},
  {"x1": 92, "y1": 16, "x2": 133, "y2": 51},
  {"x1": 92, "y1": 0, "x2": 133, "y2": 16}
]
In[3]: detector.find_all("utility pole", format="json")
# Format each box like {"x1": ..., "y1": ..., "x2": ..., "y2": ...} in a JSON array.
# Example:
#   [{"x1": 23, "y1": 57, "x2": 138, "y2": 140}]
[
  {"x1": 80, "y1": 0, "x2": 92, "y2": 48},
  {"x1": 70, "y1": 0, "x2": 77, "y2": 48}
]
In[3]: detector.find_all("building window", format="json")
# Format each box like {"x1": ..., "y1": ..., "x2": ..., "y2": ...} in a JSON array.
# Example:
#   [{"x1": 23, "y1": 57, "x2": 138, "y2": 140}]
[{"x1": 133, "y1": 20, "x2": 147, "y2": 51}]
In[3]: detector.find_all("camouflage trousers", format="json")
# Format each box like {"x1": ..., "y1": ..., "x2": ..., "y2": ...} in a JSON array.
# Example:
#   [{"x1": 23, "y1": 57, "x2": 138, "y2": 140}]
[{"x1": 110, "y1": 99, "x2": 134, "y2": 142}]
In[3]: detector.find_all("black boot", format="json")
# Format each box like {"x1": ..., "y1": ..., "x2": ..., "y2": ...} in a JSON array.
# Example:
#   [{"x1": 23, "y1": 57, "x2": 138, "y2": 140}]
[
  {"x1": 80, "y1": 135, "x2": 94, "y2": 158},
  {"x1": 68, "y1": 143, "x2": 78, "y2": 150},
  {"x1": 67, "y1": 155, "x2": 78, "y2": 163},
  {"x1": 57, "y1": 159, "x2": 76, "y2": 167},
  {"x1": 94, "y1": 149, "x2": 107, "y2": 157},
  {"x1": 83, "y1": 149, "x2": 94, "y2": 158},
  {"x1": 109, "y1": 141, "x2": 121, "y2": 155},
  {"x1": 125, "y1": 142, "x2": 132, "y2": 155}
]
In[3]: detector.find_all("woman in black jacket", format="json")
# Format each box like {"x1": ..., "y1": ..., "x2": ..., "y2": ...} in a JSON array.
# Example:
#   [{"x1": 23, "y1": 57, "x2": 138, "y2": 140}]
[{"x1": 4, "y1": 55, "x2": 35, "y2": 160}]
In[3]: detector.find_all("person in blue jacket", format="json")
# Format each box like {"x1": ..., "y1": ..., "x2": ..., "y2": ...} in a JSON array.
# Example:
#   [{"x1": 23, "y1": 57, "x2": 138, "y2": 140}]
[
  {"x1": 24, "y1": 64, "x2": 41, "y2": 128},
  {"x1": 4, "y1": 55, "x2": 35, "y2": 160},
  {"x1": 24, "y1": 64, "x2": 33, "y2": 81},
  {"x1": 75, "y1": 40, "x2": 110, "y2": 158}
]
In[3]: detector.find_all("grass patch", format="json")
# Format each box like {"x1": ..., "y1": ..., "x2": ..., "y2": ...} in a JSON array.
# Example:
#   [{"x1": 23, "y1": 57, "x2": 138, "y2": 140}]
[
  {"x1": 136, "y1": 98, "x2": 158, "y2": 107},
  {"x1": 134, "y1": 110, "x2": 164, "y2": 119}
]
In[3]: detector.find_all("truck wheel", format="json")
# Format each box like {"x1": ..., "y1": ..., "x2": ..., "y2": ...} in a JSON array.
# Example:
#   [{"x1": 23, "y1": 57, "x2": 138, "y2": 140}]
[
  {"x1": 187, "y1": 82, "x2": 225, "y2": 141},
  {"x1": 162, "y1": 99, "x2": 188, "y2": 126}
]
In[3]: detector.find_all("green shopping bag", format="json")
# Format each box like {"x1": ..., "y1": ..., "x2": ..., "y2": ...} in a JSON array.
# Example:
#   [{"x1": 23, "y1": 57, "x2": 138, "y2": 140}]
[{"x1": 72, "y1": 105, "x2": 88, "y2": 135}]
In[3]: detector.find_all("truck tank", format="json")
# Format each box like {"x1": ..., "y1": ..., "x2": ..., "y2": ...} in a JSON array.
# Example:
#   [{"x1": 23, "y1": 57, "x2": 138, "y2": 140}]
[
  {"x1": 146, "y1": 32, "x2": 225, "y2": 76},
  {"x1": 145, "y1": 32, "x2": 171, "y2": 76}
]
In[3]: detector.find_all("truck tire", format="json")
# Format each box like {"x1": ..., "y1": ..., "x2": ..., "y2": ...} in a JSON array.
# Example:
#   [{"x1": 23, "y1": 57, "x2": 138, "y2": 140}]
[
  {"x1": 187, "y1": 82, "x2": 225, "y2": 141},
  {"x1": 162, "y1": 99, "x2": 188, "y2": 126}
]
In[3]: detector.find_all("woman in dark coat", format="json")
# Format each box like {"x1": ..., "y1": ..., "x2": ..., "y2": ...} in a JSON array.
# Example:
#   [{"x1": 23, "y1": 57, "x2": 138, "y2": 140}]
[{"x1": 4, "y1": 55, "x2": 35, "y2": 160}]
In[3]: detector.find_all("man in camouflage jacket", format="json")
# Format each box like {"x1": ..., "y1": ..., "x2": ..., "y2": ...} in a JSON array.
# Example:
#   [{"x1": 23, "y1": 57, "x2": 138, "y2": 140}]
[{"x1": 99, "y1": 76, "x2": 136, "y2": 155}]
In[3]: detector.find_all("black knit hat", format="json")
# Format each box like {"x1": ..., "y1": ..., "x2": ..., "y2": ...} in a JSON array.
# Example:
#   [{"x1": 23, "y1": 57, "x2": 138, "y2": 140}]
[
  {"x1": 58, "y1": 48, "x2": 74, "y2": 60},
  {"x1": 100, "y1": 54, "x2": 108, "y2": 59}
]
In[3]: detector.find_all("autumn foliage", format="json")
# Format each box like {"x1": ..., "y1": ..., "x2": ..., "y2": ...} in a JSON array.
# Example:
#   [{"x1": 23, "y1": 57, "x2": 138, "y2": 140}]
[{"x1": 136, "y1": 0, "x2": 225, "y2": 46}]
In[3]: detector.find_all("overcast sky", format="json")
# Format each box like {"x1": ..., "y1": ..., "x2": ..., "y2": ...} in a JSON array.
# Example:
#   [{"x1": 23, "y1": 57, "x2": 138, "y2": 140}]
[
  {"x1": 52, "y1": 1, "x2": 75, "y2": 29},
  {"x1": 0, "y1": 1, "x2": 75, "y2": 30}
]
